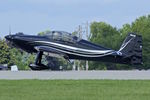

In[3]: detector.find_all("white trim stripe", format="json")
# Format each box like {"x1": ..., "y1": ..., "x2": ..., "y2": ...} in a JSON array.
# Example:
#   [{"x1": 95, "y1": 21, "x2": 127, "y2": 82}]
[
  {"x1": 35, "y1": 46, "x2": 114, "y2": 57},
  {"x1": 35, "y1": 41, "x2": 113, "y2": 55},
  {"x1": 119, "y1": 38, "x2": 133, "y2": 51}
]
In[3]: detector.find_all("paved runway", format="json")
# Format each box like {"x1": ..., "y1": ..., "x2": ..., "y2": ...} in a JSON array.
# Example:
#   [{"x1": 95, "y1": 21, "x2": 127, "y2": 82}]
[{"x1": 0, "y1": 70, "x2": 150, "y2": 80}]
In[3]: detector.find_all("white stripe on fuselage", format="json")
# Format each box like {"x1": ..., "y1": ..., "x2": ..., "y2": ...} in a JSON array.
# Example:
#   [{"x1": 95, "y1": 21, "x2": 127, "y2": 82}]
[
  {"x1": 36, "y1": 46, "x2": 114, "y2": 57},
  {"x1": 34, "y1": 41, "x2": 113, "y2": 54}
]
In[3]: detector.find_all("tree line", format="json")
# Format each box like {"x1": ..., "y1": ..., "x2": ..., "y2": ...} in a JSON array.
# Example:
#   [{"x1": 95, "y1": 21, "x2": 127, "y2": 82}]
[
  {"x1": 89, "y1": 15, "x2": 150, "y2": 70},
  {"x1": 0, "y1": 15, "x2": 150, "y2": 70}
]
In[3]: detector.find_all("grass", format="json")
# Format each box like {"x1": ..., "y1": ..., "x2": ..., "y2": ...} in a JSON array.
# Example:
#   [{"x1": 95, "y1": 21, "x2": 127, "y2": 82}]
[{"x1": 0, "y1": 80, "x2": 150, "y2": 100}]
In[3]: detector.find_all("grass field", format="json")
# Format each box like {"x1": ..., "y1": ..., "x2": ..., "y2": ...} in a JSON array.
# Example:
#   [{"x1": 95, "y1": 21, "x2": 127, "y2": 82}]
[{"x1": 0, "y1": 80, "x2": 150, "y2": 100}]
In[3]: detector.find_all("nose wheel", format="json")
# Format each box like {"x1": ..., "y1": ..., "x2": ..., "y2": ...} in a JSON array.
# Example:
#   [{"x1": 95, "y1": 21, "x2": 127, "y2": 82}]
[{"x1": 29, "y1": 63, "x2": 49, "y2": 70}]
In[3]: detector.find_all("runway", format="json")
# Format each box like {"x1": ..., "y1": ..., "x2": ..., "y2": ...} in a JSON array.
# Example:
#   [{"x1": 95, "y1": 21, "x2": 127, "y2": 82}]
[{"x1": 0, "y1": 70, "x2": 150, "y2": 80}]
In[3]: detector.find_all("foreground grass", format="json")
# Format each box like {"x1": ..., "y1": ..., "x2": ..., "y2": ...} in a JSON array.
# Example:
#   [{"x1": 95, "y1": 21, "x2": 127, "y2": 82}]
[{"x1": 0, "y1": 80, "x2": 150, "y2": 100}]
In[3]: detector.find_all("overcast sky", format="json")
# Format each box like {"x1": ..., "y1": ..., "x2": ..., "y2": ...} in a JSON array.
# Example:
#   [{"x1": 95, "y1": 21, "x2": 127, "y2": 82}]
[{"x1": 0, "y1": 0, "x2": 150, "y2": 38}]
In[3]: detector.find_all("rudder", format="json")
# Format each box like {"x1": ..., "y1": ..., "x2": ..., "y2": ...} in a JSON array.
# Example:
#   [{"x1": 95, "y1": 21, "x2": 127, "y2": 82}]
[{"x1": 119, "y1": 33, "x2": 142, "y2": 65}]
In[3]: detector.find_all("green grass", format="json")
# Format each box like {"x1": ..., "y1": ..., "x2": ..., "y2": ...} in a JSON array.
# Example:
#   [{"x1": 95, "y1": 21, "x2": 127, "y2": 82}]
[{"x1": 0, "y1": 80, "x2": 150, "y2": 100}]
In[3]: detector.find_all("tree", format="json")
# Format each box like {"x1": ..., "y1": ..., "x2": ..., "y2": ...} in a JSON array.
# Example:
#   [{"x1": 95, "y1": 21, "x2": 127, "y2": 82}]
[
  {"x1": 89, "y1": 15, "x2": 150, "y2": 70},
  {"x1": 130, "y1": 15, "x2": 150, "y2": 69},
  {"x1": 89, "y1": 22, "x2": 120, "y2": 70},
  {"x1": 0, "y1": 39, "x2": 14, "y2": 66},
  {"x1": 38, "y1": 30, "x2": 51, "y2": 36},
  {"x1": 90, "y1": 22, "x2": 120, "y2": 50},
  {"x1": 0, "y1": 37, "x2": 35, "y2": 70}
]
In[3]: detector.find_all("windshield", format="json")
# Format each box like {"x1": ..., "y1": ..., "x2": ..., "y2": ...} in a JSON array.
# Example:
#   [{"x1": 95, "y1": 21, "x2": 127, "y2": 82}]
[{"x1": 45, "y1": 31, "x2": 80, "y2": 43}]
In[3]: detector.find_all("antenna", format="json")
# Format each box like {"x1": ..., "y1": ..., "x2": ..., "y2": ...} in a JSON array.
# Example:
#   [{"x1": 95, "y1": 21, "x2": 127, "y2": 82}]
[{"x1": 9, "y1": 25, "x2": 11, "y2": 35}]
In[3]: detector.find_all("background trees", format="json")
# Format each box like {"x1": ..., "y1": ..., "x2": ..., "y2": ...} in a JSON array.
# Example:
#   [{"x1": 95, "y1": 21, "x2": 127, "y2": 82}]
[
  {"x1": 89, "y1": 15, "x2": 150, "y2": 70},
  {"x1": 89, "y1": 22, "x2": 123, "y2": 70},
  {"x1": 131, "y1": 15, "x2": 150, "y2": 69},
  {"x1": 0, "y1": 38, "x2": 14, "y2": 66}
]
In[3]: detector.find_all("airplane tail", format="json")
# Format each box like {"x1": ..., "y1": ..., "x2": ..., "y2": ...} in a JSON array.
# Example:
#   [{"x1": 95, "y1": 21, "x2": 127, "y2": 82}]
[{"x1": 119, "y1": 33, "x2": 142, "y2": 65}]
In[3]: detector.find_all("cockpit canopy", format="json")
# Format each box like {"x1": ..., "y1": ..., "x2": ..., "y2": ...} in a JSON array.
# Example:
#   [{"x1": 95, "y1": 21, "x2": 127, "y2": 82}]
[{"x1": 44, "y1": 31, "x2": 80, "y2": 43}]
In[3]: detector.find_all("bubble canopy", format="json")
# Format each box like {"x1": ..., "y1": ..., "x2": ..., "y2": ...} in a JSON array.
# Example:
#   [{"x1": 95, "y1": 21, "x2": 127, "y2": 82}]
[{"x1": 44, "y1": 31, "x2": 80, "y2": 43}]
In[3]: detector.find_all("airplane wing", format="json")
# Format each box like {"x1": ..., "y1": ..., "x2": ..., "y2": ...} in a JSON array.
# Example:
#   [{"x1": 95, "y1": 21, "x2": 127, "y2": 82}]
[{"x1": 34, "y1": 46, "x2": 68, "y2": 59}]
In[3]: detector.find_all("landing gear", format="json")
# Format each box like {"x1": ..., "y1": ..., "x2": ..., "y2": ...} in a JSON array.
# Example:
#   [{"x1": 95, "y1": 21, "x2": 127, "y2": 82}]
[{"x1": 29, "y1": 51, "x2": 50, "y2": 70}]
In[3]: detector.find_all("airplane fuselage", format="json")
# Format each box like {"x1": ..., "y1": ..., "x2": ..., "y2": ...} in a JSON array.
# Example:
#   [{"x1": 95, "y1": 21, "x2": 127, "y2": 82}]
[
  {"x1": 5, "y1": 33, "x2": 129, "y2": 64},
  {"x1": 5, "y1": 31, "x2": 143, "y2": 70}
]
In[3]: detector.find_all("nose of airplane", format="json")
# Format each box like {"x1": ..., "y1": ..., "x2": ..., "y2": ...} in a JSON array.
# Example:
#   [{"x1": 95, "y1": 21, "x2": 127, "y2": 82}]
[
  {"x1": 5, "y1": 35, "x2": 13, "y2": 41},
  {"x1": 5, "y1": 35, "x2": 15, "y2": 47}
]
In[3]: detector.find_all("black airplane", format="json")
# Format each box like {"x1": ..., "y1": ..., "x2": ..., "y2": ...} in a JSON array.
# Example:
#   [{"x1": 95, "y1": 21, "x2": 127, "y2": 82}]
[{"x1": 5, "y1": 31, "x2": 142, "y2": 70}]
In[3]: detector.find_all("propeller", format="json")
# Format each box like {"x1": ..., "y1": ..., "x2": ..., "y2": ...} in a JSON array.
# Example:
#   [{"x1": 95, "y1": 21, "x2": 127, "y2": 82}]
[
  {"x1": 9, "y1": 25, "x2": 11, "y2": 35},
  {"x1": 5, "y1": 25, "x2": 13, "y2": 47}
]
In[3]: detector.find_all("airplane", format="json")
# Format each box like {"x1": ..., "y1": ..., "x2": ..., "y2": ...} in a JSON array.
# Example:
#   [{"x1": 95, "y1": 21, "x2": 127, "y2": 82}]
[{"x1": 5, "y1": 31, "x2": 142, "y2": 70}]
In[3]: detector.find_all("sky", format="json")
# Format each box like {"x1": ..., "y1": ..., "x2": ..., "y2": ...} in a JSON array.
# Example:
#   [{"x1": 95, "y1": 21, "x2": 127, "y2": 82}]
[{"x1": 0, "y1": 0, "x2": 150, "y2": 38}]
